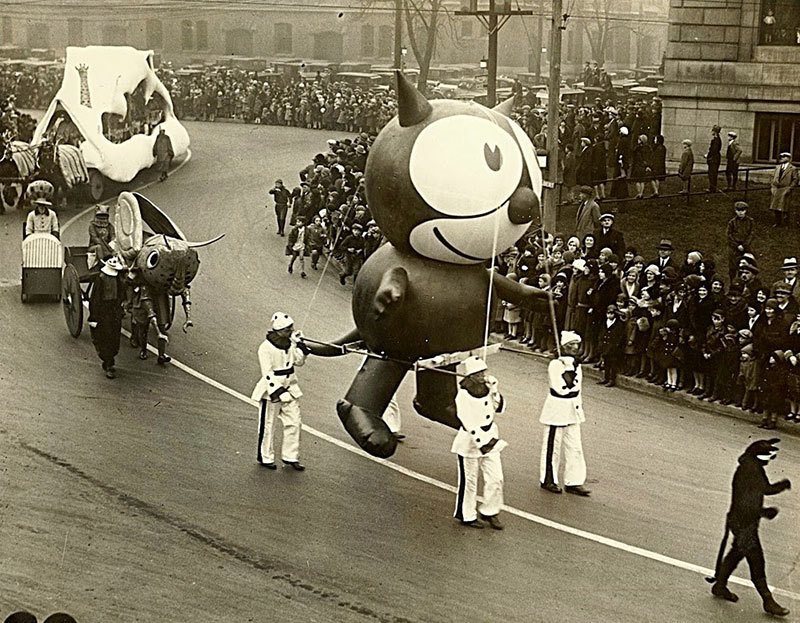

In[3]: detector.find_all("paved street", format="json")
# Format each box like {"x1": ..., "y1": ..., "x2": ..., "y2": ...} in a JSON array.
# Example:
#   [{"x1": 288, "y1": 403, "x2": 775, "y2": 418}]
[{"x1": 1, "y1": 122, "x2": 798, "y2": 622}]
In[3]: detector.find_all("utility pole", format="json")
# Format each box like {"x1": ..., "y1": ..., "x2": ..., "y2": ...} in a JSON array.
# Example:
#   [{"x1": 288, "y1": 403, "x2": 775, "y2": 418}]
[
  {"x1": 394, "y1": 0, "x2": 403, "y2": 70},
  {"x1": 530, "y1": 1, "x2": 543, "y2": 78},
  {"x1": 456, "y1": 1, "x2": 532, "y2": 108},
  {"x1": 543, "y1": 0, "x2": 563, "y2": 233}
]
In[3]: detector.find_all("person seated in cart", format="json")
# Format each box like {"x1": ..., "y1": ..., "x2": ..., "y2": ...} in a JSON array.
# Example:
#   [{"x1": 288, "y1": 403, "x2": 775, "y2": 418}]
[
  {"x1": 87, "y1": 204, "x2": 116, "y2": 268},
  {"x1": 24, "y1": 198, "x2": 59, "y2": 239}
]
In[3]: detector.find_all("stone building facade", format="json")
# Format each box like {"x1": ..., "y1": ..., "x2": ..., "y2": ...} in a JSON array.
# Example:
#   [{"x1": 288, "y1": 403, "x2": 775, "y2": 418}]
[
  {"x1": 660, "y1": 0, "x2": 800, "y2": 163},
  {"x1": 1, "y1": 1, "x2": 666, "y2": 77}
]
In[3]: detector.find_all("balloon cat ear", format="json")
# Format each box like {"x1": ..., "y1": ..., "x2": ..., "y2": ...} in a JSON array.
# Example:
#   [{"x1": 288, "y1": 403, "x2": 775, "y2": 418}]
[
  {"x1": 396, "y1": 70, "x2": 432, "y2": 128},
  {"x1": 372, "y1": 266, "x2": 409, "y2": 317},
  {"x1": 492, "y1": 96, "x2": 516, "y2": 117}
]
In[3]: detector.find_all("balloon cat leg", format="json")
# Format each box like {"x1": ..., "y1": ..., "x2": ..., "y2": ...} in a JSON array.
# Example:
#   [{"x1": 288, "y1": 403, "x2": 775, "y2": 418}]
[
  {"x1": 338, "y1": 357, "x2": 410, "y2": 458},
  {"x1": 413, "y1": 365, "x2": 460, "y2": 430}
]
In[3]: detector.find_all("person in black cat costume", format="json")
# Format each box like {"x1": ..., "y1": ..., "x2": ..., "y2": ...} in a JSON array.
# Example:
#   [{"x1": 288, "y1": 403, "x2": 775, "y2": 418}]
[{"x1": 707, "y1": 438, "x2": 791, "y2": 617}]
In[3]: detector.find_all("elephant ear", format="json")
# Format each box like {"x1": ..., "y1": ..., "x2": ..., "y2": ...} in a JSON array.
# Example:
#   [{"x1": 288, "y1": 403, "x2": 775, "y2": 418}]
[{"x1": 373, "y1": 267, "x2": 409, "y2": 317}]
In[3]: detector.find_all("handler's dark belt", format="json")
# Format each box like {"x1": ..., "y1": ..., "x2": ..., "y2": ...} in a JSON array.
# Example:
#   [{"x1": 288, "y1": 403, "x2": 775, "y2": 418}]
[
  {"x1": 550, "y1": 389, "x2": 579, "y2": 399},
  {"x1": 274, "y1": 366, "x2": 295, "y2": 376}
]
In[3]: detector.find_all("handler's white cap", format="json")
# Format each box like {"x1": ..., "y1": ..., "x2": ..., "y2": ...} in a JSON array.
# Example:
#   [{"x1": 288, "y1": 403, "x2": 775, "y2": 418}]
[
  {"x1": 271, "y1": 312, "x2": 294, "y2": 331},
  {"x1": 560, "y1": 330, "x2": 582, "y2": 347},
  {"x1": 457, "y1": 355, "x2": 488, "y2": 377}
]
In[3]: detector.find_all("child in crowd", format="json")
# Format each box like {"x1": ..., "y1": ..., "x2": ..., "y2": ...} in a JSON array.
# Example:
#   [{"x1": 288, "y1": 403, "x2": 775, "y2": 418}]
[{"x1": 503, "y1": 274, "x2": 522, "y2": 339}]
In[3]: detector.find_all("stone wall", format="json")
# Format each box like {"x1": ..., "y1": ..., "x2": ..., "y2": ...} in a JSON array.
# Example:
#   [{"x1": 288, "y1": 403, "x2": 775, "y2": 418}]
[{"x1": 661, "y1": 0, "x2": 800, "y2": 162}]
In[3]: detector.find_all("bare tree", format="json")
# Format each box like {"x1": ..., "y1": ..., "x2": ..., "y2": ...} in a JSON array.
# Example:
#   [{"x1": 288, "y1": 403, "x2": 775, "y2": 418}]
[{"x1": 579, "y1": 0, "x2": 615, "y2": 66}]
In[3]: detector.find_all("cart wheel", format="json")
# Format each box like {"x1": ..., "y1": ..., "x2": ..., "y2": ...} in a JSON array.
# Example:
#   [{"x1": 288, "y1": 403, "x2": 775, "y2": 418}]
[
  {"x1": 62, "y1": 264, "x2": 83, "y2": 338},
  {"x1": 164, "y1": 295, "x2": 176, "y2": 331},
  {"x1": 88, "y1": 169, "x2": 105, "y2": 202}
]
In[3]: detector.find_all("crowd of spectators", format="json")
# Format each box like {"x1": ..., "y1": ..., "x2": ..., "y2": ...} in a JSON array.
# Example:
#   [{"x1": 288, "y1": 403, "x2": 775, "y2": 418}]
[
  {"x1": 161, "y1": 67, "x2": 398, "y2": 135},
  {"x1": 493, "y1": 198, "x2": 800, "y2": 430}
]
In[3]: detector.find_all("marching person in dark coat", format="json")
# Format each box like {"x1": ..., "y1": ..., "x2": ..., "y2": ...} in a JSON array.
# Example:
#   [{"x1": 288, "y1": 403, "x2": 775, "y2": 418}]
[
  {"x1": 268, "y1": 179, "x2": 292, "y2": 237},
  {"x1": 153, "y1": 127, "x2": 174, "y2": 182},
  {"x1": 88, "y1": 256, "x2": 127, "y2": 378},
  {"x1": 598, "y1": 304, "x2": 626, "y2": 387},
  {"x1": 708, "y1": 438, "x2": 791, "y2": 617}
]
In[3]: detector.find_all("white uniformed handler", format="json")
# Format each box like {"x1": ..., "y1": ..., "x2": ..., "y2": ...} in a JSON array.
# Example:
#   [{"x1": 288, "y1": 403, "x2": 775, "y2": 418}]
[
  {"x1": 251, "y1": 312, "x2": 310, "y2": 471},
  {"x1": 451, "y1": 356, "x2": 507, "y2": 530},
  {"x1": 539, "y1": 331, "x2": 591, "y2": 496}
]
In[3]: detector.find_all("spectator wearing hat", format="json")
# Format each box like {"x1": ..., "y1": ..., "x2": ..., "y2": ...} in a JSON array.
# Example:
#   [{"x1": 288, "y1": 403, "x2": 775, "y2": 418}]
[
  {"x1": 87, "y1": 203, "x2": 116, "y2": 268},
  {"x1": 737, "y1": 342, "x2": 760, "y2": 412},
  {"x1": 726, "y1": 202, "x2": 754, "y2": 280},
  {"x1": 725, "y1": 131, "x2": 742, "y2": 190},
  {"x1": 706, "y1": 125, "x2": 722, "y2": 192},
  {"x1": 562, "y1": 143, "x2": 578, "y2": 204},
  {"x1": 286, "y1": 215, "x2": 308, "y2": 279},
  {"x1": 539, "y1": 331, "x2": 591, "y2": 496},
  {"x1": 651, "y1": 239, "x2": 675, "y2": 273},
  {"x1": 769, "y1": 152, "x2": 797, "y2": 228},
  {"x1": 593, "y1": 212, "x2": 625, "y2": 258},
  {"x1": 24, "y1": 198, "x2": 59, "y2": 239},
  {"x1": 651, "y1": 318, "x2": 682, "y2": 391},
  {"x1": 251, "y1": 312, "x2": 310, "y2": 471},
  {"x1": 451, "y1": 356, "x2": 507, "y2": 529},
  {"x1": 88, "y1": 256, "x2": 127, "y2": 379},
  {"x1": 773, "y1": 281, "x2": 799, "y2": 320},
  {"x1": 650, "y1": 135, "x2": 667, "y2": 197},
  {"x1": 575, "y1": 185, "x2": 600, "y2": 238},
  {"x1": 678, "y1": 139, "x2": 695, "y2": 194},
  {"x1": 785, "y1": 345, "x2": 800, "y2": 422},
  {"x1": 575, "y1": 137, "x2": 594, "y2": 189},
  {"x1": 737, "y1": 258, "x2": 763, "y2": 300},
  {"x1": 758, "y1": 349, "x2": 787, "y2": 429},
  {"x1": 598, "y1": 303, "x2": 626, "y2": 387},
  {"x1": 4, "y1": 613, "x2": 37, "y2": 623},
  {"x1": 630, "y1": 134, "x2": 653, "y2": 199},
  {"x1": 780, "y1": 256, "x2": 799, "y2": 298},
  {"x1": 338, "y1": 222, "x2": 365, "y2": 285}
]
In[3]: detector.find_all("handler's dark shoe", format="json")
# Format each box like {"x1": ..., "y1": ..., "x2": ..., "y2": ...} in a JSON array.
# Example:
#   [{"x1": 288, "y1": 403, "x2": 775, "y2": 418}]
[
  {"x1": 157, "y1": 354, "x2": 172, "y2": 365},
  {"x1": 139, "y1": 350, "x2": 148, "y2": 360},
  {"x1": 763, "y1": 596, "x2": 789, "y2": 617},
  {"x1": 282, "y1": 460, "x2": 305, "y2": 471},
  {"x1": 479, "y1": 513, "x2": 504, "y2": 530},
  {"x1": 711, "y1": 582, "x2": 738, "y2": 602},
  {"x1": 459, "y1": 519, "x2": 484, "y2": 529},
  {"x1": 105, "y1": 367, "x2": 117, "y2": 379},
  {"x1": 565, "y1": 484, "x2": 591, "y2": 497},
  {"x1": 540, "y1": 482, "x2": 562, "y2": 494},
  {"x1": 258, "y1": 461, "x2": 277, "y2": 470}
]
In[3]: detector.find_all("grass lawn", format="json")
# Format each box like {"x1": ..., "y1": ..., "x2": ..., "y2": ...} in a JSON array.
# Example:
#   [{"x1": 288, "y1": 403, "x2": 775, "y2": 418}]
[{"x1": 555, "y1": 177, "x2": 797, "y2": 281}]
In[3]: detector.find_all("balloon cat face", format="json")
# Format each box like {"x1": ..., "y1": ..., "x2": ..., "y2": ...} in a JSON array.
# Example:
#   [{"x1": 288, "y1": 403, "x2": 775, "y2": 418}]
[{"x1": 366, "y1": 73, "x2": 542, "y2": 264}]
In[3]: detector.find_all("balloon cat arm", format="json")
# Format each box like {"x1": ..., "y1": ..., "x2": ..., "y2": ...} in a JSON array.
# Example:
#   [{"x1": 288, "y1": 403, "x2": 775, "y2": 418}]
[
  {"x1": 491, "y1": 270, "x2": 548, "y2": 305},
  {"x1": 303, "y1": 328, "x2": 364, "y2": 356},
  {"x1": 373, "y1": 266, "x2": 408, "y2": 317}
]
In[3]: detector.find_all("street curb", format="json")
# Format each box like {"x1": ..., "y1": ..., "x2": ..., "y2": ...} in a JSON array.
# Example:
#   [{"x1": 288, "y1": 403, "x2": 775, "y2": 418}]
[{"x1": 495, "y1": 335, "x2": 799, "y2": 437}]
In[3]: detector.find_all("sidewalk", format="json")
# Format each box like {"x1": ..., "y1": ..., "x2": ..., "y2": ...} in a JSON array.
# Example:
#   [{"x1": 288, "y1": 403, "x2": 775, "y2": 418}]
[{"x1": 494, "y1": 334, "x2": 799, "y2": 437}]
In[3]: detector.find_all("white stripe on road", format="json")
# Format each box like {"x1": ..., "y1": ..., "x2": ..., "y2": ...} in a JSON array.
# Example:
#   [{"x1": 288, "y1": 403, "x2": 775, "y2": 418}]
[
  {"x1": 132, "y1": 341, "x2": 800, "y2": 602},
  {"x1": 62, "y1": 150, "x2": 798, "y2": 603}
]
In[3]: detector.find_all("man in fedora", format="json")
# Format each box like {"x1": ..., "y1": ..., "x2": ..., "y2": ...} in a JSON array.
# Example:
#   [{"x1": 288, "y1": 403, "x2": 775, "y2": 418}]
[
  {"x1": 769, "y1": 152, "x2": 797, "y2": 228},
  {"x1": 88, "y1": 255, "x2": 127, "y2": 378},
  {"x1": 780, "y1": 256, "x2": 799, "y2": 298},
  {"x1": 575, "y1": 185, "x2": 600, "y2": 238},
  {"x1": 652, "y1": 239, "x2": 675, "y2": 272},
  {"x1": 725, "y1": 131, "x2": 742, "y2": 190},
  {"x1": 678, "y1": 139, "x2": 695, "y2": 194},
  {"x1": 726, "y1": 201, "x2": 754, "y2": 280},
  {"x1": 705, "y1": 125, "x2": 722, "y2": 192}
]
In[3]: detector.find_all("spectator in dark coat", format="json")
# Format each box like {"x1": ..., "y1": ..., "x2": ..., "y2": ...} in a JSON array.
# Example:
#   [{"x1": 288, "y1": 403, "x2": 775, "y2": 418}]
[
  {"x1": 593, "y1": 213, "x2": 625, "y2": 258},
  {"x1": 598, "y1": 304, "x2": 626, "y2": 387},
  {"x1": 650, "y1": 134, "x2": 667, "y2": 196}
]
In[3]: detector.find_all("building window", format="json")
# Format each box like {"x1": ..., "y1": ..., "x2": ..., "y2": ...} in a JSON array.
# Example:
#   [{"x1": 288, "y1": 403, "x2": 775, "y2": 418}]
[
  {"x1": 610, "y1": 28, "x2": 631, "y2": 65},
  {"x1": 461, "y1": 19, "x2": 474, "y2": 38},
  {"x1": 67, "y1": 19, "x2": 83, "y2": 46},
  {"x1": 196, "y1": 20, "x2": 208, "y2": 50},
  {"x1": 275, "y1": 23, "x2": 293, "y2": 54},
  {"x1": 754, "y1": 112, "x2": 800, "y2": 162},
  {"x1": 1, "y1": 17, "x2": 11, "y2": 45},
  {"x1": 567, "y1": 27, "x2": 583, "y2": 62},
  {"x1": 759, "y1": 0, "x2": 800, "y2": 45},
  {"x1": 225, "y1": 28, "x2": 253, "y2": 56},
  {"x1": 181, "y1": 20, "x2": 194, "y2": 50},
  {"x1": 102, "y1": 25, "x2": 127, "y2": 46},
  {"x1": 146, "y1": 19, "x2": 163, "y2": 49},
  {"x1": 378, "y1": 25, "x2": 393, "y2": 57},
  {"x1": 26, "y1": 23, "x2": 49, "y2": 48},
  {"x1": 361, "y1": 24, "x2": 375, "y2": 56}
]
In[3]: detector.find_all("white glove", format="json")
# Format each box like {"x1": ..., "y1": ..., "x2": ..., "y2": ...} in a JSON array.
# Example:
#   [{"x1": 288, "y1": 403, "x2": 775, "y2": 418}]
[
  {"x1": 290, "y1": 330, "x2": 304, "y2": 344},
  {"x1": 279, "y1": 392, "x2": 293, "y2": 403},
  {"x1": 88, "y1": 321, "x2": 98, "y2": 329}
]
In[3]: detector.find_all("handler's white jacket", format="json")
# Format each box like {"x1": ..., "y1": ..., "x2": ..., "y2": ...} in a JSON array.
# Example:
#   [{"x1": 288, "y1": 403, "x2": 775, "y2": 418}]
[
  {"x1": 451, "y1": 376, "x2": 508, "y2": 458},
  {"x1": 540, "y1": 356, "x2": 585, "y2": 426},
  {"x1": 250, "y1": 338, "x2": 307, "y2": 403}
]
